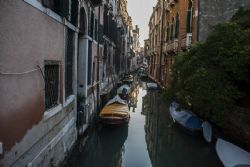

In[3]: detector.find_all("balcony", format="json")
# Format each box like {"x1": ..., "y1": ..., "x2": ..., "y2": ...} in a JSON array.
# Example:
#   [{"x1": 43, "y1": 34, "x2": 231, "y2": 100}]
[
  {"x1": 181, "y1": 33, "x2": 192, "y2": 50},
  {"x1": 166, "y1": 39, "x2": 178, "y2": 53}
]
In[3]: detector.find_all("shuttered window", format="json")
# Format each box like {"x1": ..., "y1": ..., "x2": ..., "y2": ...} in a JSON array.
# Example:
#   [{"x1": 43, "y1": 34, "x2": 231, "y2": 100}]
[
  {"x1": 186, "y1": 0, "x2": 193, "y2": 33},
  {"x1": 175, "y1": 14, "x2": 179, "y2": 38}
]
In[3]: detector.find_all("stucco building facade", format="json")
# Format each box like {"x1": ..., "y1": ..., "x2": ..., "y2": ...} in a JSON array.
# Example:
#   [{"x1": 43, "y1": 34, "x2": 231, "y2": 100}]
[
  {"x1": 146, "y1": 0, "x2": 250, "y2": 87},
  {"x1": 0, "y1": 0, "x2": 134, "y2": 166}
]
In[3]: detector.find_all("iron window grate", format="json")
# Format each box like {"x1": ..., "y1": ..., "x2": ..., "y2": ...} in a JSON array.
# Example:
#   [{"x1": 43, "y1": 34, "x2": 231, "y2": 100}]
[{"x1": 45, "y1": 64, "x2": 59, "y2": 110}]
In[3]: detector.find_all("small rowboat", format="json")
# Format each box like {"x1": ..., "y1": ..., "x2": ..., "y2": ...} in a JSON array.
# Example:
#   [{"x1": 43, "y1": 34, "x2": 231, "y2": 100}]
[
  {"x1": 169, "y1": 102, "x2": 203, "y2": 133},
  {"x1": 99, "y1": 95, "x2": 130, "y2": 125}
]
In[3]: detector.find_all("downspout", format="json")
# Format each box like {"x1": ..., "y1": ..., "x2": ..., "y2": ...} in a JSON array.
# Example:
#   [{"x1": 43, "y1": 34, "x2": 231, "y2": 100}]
[
  {"x1": 97, "y1": 5, "x2": 101, "y2": 112},
  {"x1": 159, "y1": 0, "x2": 165, "y2": 84}
]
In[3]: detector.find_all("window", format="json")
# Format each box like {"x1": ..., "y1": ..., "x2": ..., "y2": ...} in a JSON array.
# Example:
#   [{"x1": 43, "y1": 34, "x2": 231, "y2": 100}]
[
  {"x1": 170, "y1": 23, "x2": 174, "y2": 40},
  {"x1": 175, "y1": 14, "x2": 179, "y2": 38},
  {"x1": 65, "y1": 29, "x2": 74, "y2": 98},
  {"x1": 70, "y1": 0, "x2": 79, "y2": 26},
  {"x1": 79, "y1": 8, "x2": 86, "y2": 35},
  {"x1": 42, "y1": 0, "x2": 78, "y2": 26},
  {"x1": 94, "y1": 18, "x2": 98, "y2": 41},
  {"x1": 87, "y1": 41, "x2": 92, "y2": 85},
  {"x1": 45, "y1": 62, "x2": 59, "y2": 110},
  {"x1": 166, "y1": 22, "x2": 170, "y2": 41},
  {"x1": 186, "y1": 0, "x2": 193, "y2": 33},
  {"x1": 89, "y1": 11, "x2": 95, "y2": 38}
]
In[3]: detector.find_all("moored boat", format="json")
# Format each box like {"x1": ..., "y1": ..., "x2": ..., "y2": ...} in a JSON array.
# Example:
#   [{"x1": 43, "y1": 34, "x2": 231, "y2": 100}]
[
  {"x1": 169, "y1": 102, "x2": 203, "y2": 133},
  {"x1": 99, "y1": 95, "x2": 130, "y2": 125},
  {"x1": 146, "y1": 82, "x2": 159, "y2": 91},
  {"x1": 117, "y1": 84, "x2": 130, "y2": 100},
  {"x1": 122, "y1": 74, "x2": 133, "y2": 83},
  {"x1": 216, "y1": 138, "x2": 250, "y2": 167}
]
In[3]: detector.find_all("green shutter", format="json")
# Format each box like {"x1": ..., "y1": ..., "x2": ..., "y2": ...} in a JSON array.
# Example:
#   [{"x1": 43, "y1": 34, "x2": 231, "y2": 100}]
[
  {"x1": 175, "y1": 18, "x2": 179, "y2": 38},
  {"x1": 170, "y1": 24, "x2": 173, "y2": 40},
  {"x1": 166, "y1": 27, "x2": 169, "y2": 41},
  {"x1": 186, "y1": 10, "x2": 192, "y2": 33}
]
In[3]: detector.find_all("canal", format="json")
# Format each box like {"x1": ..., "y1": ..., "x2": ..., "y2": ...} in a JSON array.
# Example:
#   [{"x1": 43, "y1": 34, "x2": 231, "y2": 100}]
[{"x1": 66, "y1": 80, "x2": 223, "y2": 167}]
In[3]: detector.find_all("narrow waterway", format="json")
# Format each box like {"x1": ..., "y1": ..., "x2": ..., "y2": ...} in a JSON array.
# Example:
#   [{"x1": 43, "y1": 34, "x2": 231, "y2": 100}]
[{"x1": 69, "y1": 81, "x2": 223, "y2": 167}]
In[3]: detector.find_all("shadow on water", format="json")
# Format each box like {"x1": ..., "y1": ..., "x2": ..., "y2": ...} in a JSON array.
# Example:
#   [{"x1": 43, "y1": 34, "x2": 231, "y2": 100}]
[
  {"x1": 144, "y1": 91, "x2": 223, "y2": 167},
  {"x1": 74, "y1": 125, "x2": 128, "y2": 167}
]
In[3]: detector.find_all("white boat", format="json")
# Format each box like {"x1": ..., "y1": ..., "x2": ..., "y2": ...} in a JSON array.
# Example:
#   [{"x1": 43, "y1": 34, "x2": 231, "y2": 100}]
[
  {"x1": 117, "y1": 84, "x2": 130, "y2": 94},
  {"x1": 216, "y1": 138, "x2": 250, "y2": 167},
  {"x1": 169, "y1": 102, "x2": 203, "y2": 132},
  {"x1": 202, "y1": 121, "x2": 212, "y2": 143},
  {"x1": 146, "y1": 82, "x2": 159, "y2": 90}
]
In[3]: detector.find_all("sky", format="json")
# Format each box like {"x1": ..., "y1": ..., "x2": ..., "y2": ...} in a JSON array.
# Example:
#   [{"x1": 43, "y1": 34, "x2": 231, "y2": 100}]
[{"x1": 127, "y1": 0, "x2": 157, "y2": 47}]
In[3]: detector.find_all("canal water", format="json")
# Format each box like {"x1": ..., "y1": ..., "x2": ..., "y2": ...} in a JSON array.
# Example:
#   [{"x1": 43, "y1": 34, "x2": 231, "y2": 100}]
[{"x1": 68, "y1": 80, "x2": 223, "y2": 167}]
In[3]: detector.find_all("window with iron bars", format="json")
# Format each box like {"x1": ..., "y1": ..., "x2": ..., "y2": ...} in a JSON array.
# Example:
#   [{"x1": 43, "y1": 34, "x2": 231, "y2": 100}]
[
  {"x1": 45, "y1": 62, "x2": 59, "y2": 110},
  {"x1": 65, "y1": 28, "x2": 74, "y2": 98}
]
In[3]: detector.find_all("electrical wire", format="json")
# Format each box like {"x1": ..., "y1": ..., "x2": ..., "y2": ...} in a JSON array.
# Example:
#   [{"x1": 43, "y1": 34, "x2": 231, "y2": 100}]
[{"x1": 0, "y1": 68, "x2": 41, "y2": 75}]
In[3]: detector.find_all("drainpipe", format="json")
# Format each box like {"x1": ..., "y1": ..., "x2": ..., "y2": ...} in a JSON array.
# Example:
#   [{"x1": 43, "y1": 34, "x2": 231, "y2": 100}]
[
  {"x1": 159, "y1": 0, "x2": 165, "y2": 84},
  {"x1": 97, "y1": 5, "x2": 101, "y2": 111}
]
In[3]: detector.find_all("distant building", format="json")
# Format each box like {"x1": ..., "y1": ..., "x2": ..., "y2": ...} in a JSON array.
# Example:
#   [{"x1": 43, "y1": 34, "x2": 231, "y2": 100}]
[{"x1": 133, "y1": 25, "x2": 141, "y2": 54}]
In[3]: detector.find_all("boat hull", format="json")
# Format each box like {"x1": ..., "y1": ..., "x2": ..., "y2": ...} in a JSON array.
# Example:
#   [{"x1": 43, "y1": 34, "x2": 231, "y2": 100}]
[
  {"x1": 99, "y1": 97, "x2": 130, "y2": 125},
  {"x1": 169, "y1": 102, "x2": 203, "y2": 133},
  {"x1": 99, "y1": 116, "x2": 130, "y2": 125}
]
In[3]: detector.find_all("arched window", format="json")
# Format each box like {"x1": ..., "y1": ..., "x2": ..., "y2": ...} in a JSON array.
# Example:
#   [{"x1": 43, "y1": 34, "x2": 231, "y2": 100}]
[
  {"x1": 175, "y1": 13, "x2": 179, "y2": 38},
  {"x1": 186, "y1": 0, "x2": 193, "y2": 33}
]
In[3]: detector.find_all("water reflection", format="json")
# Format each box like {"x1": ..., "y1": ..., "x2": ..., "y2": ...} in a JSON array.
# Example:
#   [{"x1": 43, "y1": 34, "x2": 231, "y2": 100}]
[
  {"x1": 71, "y1": 81, "x2": 223, "y2": 167},
  {"x1": 74, "y1": 125, "x2": 128, "y2": 167},
  {"x1": 143, "y1": 92, "x2": 223, "y2": 167}
]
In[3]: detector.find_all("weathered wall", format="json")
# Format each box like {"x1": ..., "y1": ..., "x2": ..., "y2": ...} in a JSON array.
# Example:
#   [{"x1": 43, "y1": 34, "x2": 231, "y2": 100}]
[
  {"x1": 198, "y1": 0, "x2": 250, "y2": 41},
  {"x1": 0, "y1": 1, "x2": 77, "y2": 166},
  {"x1": 0, "y1": 0, "x2": 64, "y2": 151}
]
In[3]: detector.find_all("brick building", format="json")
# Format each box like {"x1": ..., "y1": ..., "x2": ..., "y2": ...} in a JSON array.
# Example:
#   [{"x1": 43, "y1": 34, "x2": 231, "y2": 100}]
[{"x1": 146, "y1": 0, "x2": 250, "y2": 87}]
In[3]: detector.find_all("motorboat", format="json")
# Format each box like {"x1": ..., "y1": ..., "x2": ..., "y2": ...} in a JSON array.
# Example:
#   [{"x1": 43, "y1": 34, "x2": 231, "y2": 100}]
[
  {"x1": 146, "y1": 82, "x2": 159, "y2": 91},
  {"x1": 169, "y1": 102, "x2": 203, "y2": 133},
  {"x1": 117, "y1": 84, "x2": 130, "y2": 100},
  {"x1": 122, "y1": 74, "x2": 133, "y2": 83},
  {"x1": 216, "y1": 138, "x2": 250, "y2": 167},
  {"x1": 99, "y1": 95, "x2": 130, "y2": 125}
]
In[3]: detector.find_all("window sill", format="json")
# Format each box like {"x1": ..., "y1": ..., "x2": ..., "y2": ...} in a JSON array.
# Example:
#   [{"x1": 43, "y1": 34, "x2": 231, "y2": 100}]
[
  {"x1": 43, "y1": 104, "x2": 63, "y2": 121},
  {"x1": 64, "y1": 95, "x2": 76, "y2": 107}
]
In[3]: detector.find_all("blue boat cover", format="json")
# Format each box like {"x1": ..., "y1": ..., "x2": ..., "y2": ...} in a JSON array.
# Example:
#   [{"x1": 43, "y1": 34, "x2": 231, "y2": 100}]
[{"x1": 185, "y1": 116, "x2": 203, "y2": 129}]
